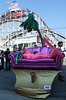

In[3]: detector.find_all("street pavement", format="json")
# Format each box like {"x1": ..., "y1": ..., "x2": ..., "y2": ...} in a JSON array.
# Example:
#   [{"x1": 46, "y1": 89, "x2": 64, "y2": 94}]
[{"x1": 0, "y1": 59, "x2": 66, "y2": 100}]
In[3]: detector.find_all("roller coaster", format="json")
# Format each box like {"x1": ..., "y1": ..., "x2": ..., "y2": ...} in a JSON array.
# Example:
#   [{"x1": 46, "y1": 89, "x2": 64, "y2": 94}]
[{"x1": 0, "y1": 7, "x2": 66, "y2": 50}]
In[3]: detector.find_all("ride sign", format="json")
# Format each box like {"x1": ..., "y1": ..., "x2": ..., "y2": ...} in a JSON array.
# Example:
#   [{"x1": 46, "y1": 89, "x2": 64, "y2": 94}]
[{"x1": 1, "y1": 10, "x2": 26, "y2": 20}]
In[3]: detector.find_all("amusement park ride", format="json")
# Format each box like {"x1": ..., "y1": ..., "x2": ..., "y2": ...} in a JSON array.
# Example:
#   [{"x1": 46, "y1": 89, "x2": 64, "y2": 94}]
[
  {"x1": 0, "y1": 1, "x2": 66, "y2": 98},
  {"x1": 0, "y1": 1, "x2": 66, "y2": 50}
]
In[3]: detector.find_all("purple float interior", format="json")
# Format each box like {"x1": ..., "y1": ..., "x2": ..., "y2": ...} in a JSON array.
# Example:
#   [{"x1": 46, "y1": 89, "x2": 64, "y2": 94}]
[{"x1": 8, "y1": 46, "x2": 65, "y2": 71}]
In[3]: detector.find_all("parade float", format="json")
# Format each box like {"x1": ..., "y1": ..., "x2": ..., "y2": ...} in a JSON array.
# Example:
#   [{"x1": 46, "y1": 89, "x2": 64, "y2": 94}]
[
  {"x1": 0, "y1": 1, "x2": 65, "y2": 98},
  {"x1": 8, "y1": 13, "x2": 65, "y2": 98}
]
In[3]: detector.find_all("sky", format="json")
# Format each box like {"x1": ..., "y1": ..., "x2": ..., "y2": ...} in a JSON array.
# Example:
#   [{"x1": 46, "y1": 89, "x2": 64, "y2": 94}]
[{"x1": 0, "y1": 0, "x2": 66, "y2": 36}]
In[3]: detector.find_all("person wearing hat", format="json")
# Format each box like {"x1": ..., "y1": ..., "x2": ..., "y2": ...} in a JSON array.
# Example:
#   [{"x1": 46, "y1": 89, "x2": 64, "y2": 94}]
[{"x1": 4, "y1": 48, "x2": 11, "y2": 71}]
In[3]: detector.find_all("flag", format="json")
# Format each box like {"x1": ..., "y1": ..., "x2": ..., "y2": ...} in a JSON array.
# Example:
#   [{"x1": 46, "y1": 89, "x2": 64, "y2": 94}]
[
  {"x1": 7, "y1": 1, "x2": 10, "y2": 3},
  {"x1": 9, "y1": 3, "x2": 18, "y2": 9},
  {"x1": 7, "y1": 1, "x2": 13, "y2": 5}
]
